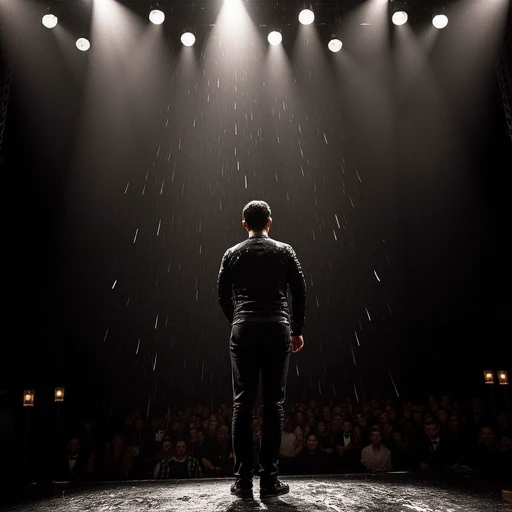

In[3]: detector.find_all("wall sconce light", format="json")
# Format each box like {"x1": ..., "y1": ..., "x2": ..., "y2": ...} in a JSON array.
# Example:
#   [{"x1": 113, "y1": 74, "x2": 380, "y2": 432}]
[
  {"x1": 23, "y1": 390, "x2": 35, "y2": 407},
  {"x1": 484, "y1": 371, "x2": 495, "y2": 385},
  {"x1": 55, "y1": 387, "x2": 65, "y2": 402},
  {"x1": 498, "y1": 371, "x2": 509, "y2": 385}
]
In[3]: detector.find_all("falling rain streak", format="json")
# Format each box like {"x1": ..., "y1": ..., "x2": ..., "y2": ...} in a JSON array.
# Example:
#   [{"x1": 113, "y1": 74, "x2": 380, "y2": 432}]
[
  {"x1": 388, "y1": 369, "x2": 400, "y2": 398},
  {"x1": 65, "y1": 6, "x2": 410, "y2": 411},
  {"x1": 350, "y1": 342, "x2": 357, "y2": 365},
  {"x1": 353, "y1": 382, "x2": 359, "y2": 402}
]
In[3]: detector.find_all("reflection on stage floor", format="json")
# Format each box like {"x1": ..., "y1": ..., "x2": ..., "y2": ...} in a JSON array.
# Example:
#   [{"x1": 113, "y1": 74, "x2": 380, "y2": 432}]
[{"x1": 2, "y1": 472, "x2": 511, "y2": 512}]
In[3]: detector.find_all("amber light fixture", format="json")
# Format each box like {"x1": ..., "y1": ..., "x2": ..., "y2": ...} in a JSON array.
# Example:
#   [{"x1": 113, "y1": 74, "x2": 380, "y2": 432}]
[
  {"x1": 23, "y1": 390, "x2": 35, "y2": 407},
  {"x1": 484, "y1": 371, "x2": 495, "y2": 385},
  {"x1": 55, "y1": 387, "x2": 65, "y2": 402},
  {"x1": 498, "y1": 371, "x2": 509, "y2": 385}
]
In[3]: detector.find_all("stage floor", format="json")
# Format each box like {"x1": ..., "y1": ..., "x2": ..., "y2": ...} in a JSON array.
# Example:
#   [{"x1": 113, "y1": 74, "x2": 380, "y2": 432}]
[{"x1": 2, "y1": 472, "x2": 511, "y2": 512}]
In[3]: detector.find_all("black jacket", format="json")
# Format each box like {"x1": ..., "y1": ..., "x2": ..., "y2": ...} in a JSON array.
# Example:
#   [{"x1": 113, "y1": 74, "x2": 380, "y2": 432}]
[
  {"x1": 412, "y1": 436, "x2": 459, "y2": 470},
  {"x1": 217, "y1": 234, "x2": 306, "y2": 335}
]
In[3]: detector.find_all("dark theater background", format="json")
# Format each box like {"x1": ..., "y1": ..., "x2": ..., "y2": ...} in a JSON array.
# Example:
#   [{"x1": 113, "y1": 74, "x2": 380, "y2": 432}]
[{"x1": 0, "y1": 0, "x2": 511, "y2": 498}]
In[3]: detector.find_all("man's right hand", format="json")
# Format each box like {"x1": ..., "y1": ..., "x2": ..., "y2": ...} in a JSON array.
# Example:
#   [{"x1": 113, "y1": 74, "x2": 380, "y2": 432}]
[{"x1": 291, "y1": 335, "x2": 304, "y2": 353}]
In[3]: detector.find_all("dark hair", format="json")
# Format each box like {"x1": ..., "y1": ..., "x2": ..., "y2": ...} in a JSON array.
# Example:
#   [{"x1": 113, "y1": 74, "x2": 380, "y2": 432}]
[
  {"x1": 242, "y1": 200, "x2": 271, "y2": 231},
  {"x1": 369, "y1": 428, "x2": 382, "y2": 441}
]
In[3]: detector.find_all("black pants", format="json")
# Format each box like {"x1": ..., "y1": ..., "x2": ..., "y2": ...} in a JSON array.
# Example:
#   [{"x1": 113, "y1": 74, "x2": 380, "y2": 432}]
[{"x1": 230, "y1": 322, "x2": 291, "y2": 483}]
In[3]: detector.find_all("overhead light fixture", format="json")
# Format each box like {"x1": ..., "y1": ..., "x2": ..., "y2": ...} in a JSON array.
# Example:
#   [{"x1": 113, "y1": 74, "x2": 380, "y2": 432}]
[
  {"x1": 76, "y1": 37, "x2": 91, "y2": 52},
  {"x1": 298, "y1": 3, "x2": 315, "y2": 26},
  {"x1": 268, "y1": 30, "x2": 282, "y2": 46},
  {"x1": 42, "y1": 13, "x2": 58, "y2": 29},
  {"x1": 41, "y1": 3, "x2": 59, "y2": 29},
  {"x1": 328, "y1": 37, "x2": 343, "y2": 53},
  {"x1": 181, "y1": 30, "x2": 196, "y2": 47},
  {"x1": 432, "y1": 7, "x2": 448, "y2": 29},
  {"x1": 328, "y1": 14, "x2": 343, "y2": 53},
  {"x1": 390, "y1": 0, "x2": 409, "y2": 26},
  {"x1": 149, "y1": 3, "x2": 165, "y2": 25}
]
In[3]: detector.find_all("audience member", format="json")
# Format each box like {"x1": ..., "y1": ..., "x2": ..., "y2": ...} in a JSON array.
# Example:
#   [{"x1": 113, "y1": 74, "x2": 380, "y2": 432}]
[
  {"x1": 332, "y1": 420, "x2": 361, "y2": 472},
  {"x1": 44, "y1": 393, "x2": 511, "y2": 483},
  {"x1": 153, "y1": 438, "x2": 175, "y2": 479},
  {"x1": 295, "y1": 434, "x2": 333, "y2": 475},
  {"x1": 361, "y1": 429, "x2": 392, "y2": 472},
  {"x1": 315, "y1": 420, "x2": 333, "y2": 455},
  {"x1": 101, "y1": 433, "x2": 133, "y2": 480},
  {"x1": 54, "y1": 437, "x2": 93, "y2": 481},
  {"x1": 413, "y1": 420, "x2": 459, "y2": 471},
  {"x1": 469, "y1": 426, "x2": 503, "y2": 474},
  {"x1": 201, "y1": 425, "x2": 233, "y2": 477},
  {"x1": 154, "y1": 439, "x2": 201, "y2": 479}
]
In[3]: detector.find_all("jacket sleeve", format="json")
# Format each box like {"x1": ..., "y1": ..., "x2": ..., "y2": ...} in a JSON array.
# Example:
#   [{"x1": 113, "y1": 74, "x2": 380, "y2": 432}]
[
  {"x1": 217, "y1": 249, "x2": 234, "y2": 324},
  {"x1": 287, "y1": 246, "x2": 306, "y2": 336}
]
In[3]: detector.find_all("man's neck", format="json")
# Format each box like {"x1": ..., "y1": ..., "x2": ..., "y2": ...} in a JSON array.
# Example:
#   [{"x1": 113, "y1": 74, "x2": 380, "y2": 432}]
[{"x1": 249, "y1": 230, "x2": 268, "y2": 237}]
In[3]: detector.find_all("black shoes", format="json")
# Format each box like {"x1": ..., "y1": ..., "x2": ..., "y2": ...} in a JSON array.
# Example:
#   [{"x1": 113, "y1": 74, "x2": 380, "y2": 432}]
[
  {"x1": 260, "y1": 478, "x2": 289, "y2": 497},
  {"x1": 230, "y1": 479, "x2": 253, "y2": 497},
  {"x1": 231, "y1": 476, "x2": 289, "y2": 498}
]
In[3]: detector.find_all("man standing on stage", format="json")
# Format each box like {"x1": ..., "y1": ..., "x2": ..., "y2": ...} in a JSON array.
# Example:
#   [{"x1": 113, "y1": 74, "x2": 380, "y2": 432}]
[{"x1": 218, "y1": 200, "x2": 306, "y2": 497}]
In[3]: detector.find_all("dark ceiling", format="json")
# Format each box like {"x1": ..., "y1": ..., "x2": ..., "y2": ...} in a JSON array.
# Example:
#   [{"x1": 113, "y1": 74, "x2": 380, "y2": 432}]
[{"x1": 28, "y1": 0, "x2": 458, "y2": 29}]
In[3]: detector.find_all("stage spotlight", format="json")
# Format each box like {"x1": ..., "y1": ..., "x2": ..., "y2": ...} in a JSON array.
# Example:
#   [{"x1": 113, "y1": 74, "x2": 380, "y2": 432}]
[
  {"x1": 76, "y1": 37, "x2": 91, "y2": 52},
  {"x1": 268, "y1": 30, "x2": 282, "y2": 45},
  {"x1": 392, "y1": 10, "x2": 408, "y2": 25},
  {"x1": 181, "y1": 31, "x2": 196, "y2": 47},
  {"x1": 390, "y1": 0, "x2": 409, "y2": 26},
  {"x1": 432, "y1": 9, "x2": 448, "y2": 29},
  {"x1": 42, "y1": 14, "x2": 58, "y2": 29},
  {"x1": 149, "y1": 9, "x2": 165, "y2": 25},
  {"x1": 298, "y1": 8, "x2": 315, "y2": 25},
  {"x1": 328, "y1": 38, "x2": 343, "y2": 53}
]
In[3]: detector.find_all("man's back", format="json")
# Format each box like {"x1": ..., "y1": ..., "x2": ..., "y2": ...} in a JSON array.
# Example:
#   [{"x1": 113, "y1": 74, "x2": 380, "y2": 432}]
[
  {"x1": 218, "y1": 234, "x2": 306, "y2": 336},
  {"x1": 221, "y1": 200, "x2": 305, "y2": 497}
]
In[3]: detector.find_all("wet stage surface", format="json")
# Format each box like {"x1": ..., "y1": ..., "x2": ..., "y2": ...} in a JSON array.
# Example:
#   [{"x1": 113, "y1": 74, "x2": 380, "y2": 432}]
[{"x1": 2, "y1": 473, "x2": 512, "y2": 512}]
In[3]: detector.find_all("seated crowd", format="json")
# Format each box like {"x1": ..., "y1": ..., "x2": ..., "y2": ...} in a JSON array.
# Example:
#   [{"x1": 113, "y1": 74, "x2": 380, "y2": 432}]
[{"x1": 54, "y1": 394, "x2": 512, "y2": 483}]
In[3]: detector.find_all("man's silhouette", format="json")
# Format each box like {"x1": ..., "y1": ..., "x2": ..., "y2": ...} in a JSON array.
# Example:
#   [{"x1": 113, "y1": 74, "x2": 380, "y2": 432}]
[{"x1": 218, "y1": 200, "x2": 306, "y2": 497}]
